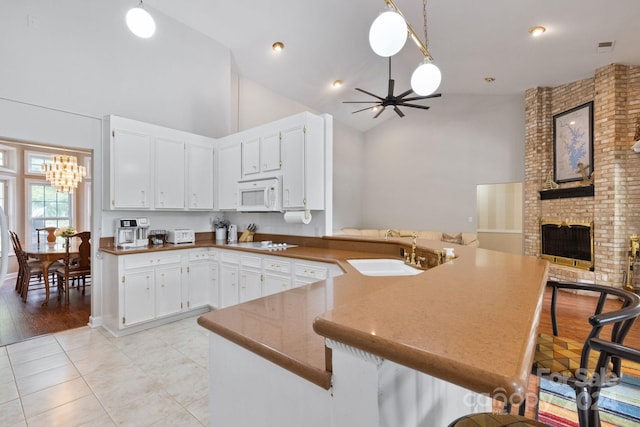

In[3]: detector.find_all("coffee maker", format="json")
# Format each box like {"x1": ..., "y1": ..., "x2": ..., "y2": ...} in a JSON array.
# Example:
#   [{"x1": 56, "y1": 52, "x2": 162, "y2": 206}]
[{"x1": 115, "y1": 217, "x2": 150, "y2": 248}]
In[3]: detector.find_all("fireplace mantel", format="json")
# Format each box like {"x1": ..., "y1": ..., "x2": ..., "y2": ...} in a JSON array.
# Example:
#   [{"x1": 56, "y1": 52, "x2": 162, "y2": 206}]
[{"x1": 539, "y1": 185, "x2": 594, "y2": 200}]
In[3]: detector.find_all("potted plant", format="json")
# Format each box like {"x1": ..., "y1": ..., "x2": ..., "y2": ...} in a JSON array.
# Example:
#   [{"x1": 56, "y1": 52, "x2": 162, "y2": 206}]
[
  {"x1": 54, "y1": 227, "x2": 76, "y2": 247},
  {"x1": 213, "y1": 217, "x2": 229, "y2": 243}
]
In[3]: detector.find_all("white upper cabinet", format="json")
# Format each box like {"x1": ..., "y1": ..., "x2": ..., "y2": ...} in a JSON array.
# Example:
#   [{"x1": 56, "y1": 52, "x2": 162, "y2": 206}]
[
  {"x1": 217, "y1": 137, "x2": 242, "y2": 210},
  {"x1": 155, "y1": 137, "x2": 185, "y2": 209},
  {"x1": 281, "y1": 123, "x2": 305, "y2": 209},
  {"x1": 103, "y1": 115, "x2": 216, "y2": 211},
  {"x1": 260, "y1": 130, "x2": 281, "y2": 173},
  {"x1": 109, "y1": 129, "x2": 152, "y2": 209},
  {"x1": 225, "y1": 112, "x2": 326, "y2": 211},
  {"x1": 241, "y1": 134, "x2": 260, "y2": 177},
  {"x1": 241, "y1": 129, "x2": 282, "y2": 179},
  {"x1": 187, "y1": 142, "x2": 214, "y2": 210},
  {"x1": 280, "y1": 112, "x2": 325, "y2": 210}
]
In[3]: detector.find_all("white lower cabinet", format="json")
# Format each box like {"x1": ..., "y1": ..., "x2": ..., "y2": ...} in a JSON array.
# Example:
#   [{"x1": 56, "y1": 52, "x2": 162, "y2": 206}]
[
  {"x1": 262, "y1": 273, "x2": 291, "y2": 296},
  {"x1": 187, "y1": 249, "x2": 218, "y2": 309},
  {"x1": 263, "y1": 257, "x2": 292, "y2": 296},
  {"x1": 121, "y1": 268, "x2": 155, "y2": 326},
  {"x1": 155, "y1": 264, "x2": 183, "y2": 317},
  {"x1": 216, "y1": 251, "x2": 342, "y2": 307},
  {"x1": 239, "y1": 268, "x2": 262, "y2": 302},
  {"x1": 219, "y1": 251, "x2": 240, "y2": 308},
  {"x1": 240, "y1": 255, "x2": 262, "y2": 303},
  {"x1": 102, "y1": 248, "x2": 345, "y2": 335},
  {"x1": 102, "y1": 249, "x2": 217, "y2": 336},
  {"x1": 120, "y1": 252, "x2": 182, "y2": 326},
  {"x1": 220, "y1": 264, "x2": 239, "y2": 307}
]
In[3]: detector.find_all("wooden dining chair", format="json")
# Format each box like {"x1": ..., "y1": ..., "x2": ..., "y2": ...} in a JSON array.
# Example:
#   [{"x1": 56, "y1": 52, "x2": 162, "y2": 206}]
[
  {"x1": 55, "y1": 231, "x2": 91, "y2": 304},
  {"x1": 9, "y1": 230, "x2": 51, "y2": 302},
  {"x1": 36, "y1": 226, "x2": 57, "y2": 246},
  {"x1": 9, "y1": 230, "x2": 24, "y2": 292}
]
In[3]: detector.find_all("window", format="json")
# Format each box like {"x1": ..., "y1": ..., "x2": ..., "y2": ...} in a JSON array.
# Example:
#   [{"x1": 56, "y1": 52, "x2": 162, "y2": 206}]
[
  {"x1": 0, "y1": 175, "x2": 16, "y2": 253},
  {"x1": 0, "y1": 144, "x2": 17, "y2": 173},
  {"x1": 24, "y1": 151, "x2": 51, "y2": 175},
  {"x1": 26, "y1": 180, "x2": 72, "y2": 246}
]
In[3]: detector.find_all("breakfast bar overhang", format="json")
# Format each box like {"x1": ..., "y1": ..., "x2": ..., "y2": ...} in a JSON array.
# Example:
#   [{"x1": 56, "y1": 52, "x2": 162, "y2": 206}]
[{"x1": 197, "y1": 237, "x2": 549, "y2": 426}]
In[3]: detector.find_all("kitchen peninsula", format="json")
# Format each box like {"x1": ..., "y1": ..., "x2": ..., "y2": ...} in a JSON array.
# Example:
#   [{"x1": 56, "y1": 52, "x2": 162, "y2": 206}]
[{"x1": 196, "y1": 235, "x2": 549, "y2": 426}]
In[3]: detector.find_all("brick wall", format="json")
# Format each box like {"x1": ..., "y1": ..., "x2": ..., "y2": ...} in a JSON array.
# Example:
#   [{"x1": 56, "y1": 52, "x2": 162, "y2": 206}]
[{"x1": 524, "y1": 64, "x2": 640, "y2": 288}]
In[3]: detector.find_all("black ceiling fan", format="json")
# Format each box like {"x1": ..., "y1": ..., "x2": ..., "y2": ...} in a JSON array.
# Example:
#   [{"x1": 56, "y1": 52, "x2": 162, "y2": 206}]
[{"x1": 343, "y1": 57, "x2": 441, "y2": 118}]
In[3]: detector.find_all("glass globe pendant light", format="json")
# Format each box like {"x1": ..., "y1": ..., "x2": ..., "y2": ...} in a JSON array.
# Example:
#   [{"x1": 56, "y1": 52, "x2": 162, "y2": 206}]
[
  {"x1": 126, "y1": 0, "x2": 156, "y2": 39},
  {"x1": 368, "y1": 5, "x2": 408, "y2": 57},
  {"x1": 410, "y1": 58, "x2": 441, "y2": 96}
]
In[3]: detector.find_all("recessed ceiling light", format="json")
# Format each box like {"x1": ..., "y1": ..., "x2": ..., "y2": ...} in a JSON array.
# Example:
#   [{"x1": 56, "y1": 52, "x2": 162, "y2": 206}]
[
  {"x1": 272, "y1": 42, "x2": 284, "y2": 52},
  {"x1": 528, "y1": 26, "x2": 546, "y2": 37},
  {"x1": 332, "y1": 80, "x2": 343, "y2": 88},
  {"x1": 484, "y1": 77, "x2": 496, "y2": 83}
]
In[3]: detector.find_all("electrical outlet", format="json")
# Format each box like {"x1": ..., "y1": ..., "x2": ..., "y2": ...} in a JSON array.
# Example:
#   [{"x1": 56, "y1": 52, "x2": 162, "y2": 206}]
[{"x1": 468, "y1": 216, "x2": 473, "y2": 223}]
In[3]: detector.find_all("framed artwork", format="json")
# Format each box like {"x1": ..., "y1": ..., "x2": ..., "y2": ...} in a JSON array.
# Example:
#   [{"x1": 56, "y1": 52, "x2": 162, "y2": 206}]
[{"x1": 553, "y1": 101, "x2": 594, "y2": 183}]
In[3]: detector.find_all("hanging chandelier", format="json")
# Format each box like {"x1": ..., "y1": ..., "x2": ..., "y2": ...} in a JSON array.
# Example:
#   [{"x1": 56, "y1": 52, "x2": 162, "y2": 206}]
[
  {"x1": 368, "y1": 0, "x2": 442, "y2": 96},
  {"x1": 41, "y1": 155, "x2": 87, "y2": 193}
]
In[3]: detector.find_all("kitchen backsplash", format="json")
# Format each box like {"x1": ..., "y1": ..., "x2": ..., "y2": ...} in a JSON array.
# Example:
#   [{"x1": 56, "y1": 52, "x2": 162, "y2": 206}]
[{"x1": 101, "y1": 210, "x2": 327, "y2": 238}]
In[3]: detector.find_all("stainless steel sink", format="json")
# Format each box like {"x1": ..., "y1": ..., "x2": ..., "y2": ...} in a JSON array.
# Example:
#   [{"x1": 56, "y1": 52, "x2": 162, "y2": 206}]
[{"x1": 347, "y1": 259, "x2": 422, "y2": 276}]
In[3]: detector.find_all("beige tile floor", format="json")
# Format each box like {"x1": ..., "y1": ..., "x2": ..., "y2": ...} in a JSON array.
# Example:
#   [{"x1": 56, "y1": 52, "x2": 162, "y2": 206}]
[{"x1": 0, "y1": 316, "x2": 210, "y2": 427}]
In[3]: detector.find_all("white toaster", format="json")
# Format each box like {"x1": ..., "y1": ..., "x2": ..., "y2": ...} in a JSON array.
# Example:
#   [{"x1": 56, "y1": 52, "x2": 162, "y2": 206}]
[{"x1": 167, "y1": 229, "x2": 195, "y2": 244}]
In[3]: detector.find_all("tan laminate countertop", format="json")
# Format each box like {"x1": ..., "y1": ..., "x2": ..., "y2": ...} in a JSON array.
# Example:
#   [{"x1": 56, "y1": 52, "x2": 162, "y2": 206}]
[{"x1": 189, "y1": 236, "x2": 549, "y2": 397}]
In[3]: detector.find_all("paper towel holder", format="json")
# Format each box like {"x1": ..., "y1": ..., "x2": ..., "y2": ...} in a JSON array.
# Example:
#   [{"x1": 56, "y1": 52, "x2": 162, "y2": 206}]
[{"x1": 284, "y1": 210, "x2": 312, "y2": 225}]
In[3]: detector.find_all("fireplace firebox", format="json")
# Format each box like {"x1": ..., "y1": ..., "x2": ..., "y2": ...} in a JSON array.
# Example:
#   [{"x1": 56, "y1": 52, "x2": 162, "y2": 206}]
[{"x1": 540, "y1": 220, "x2": 594, "y2": 271}]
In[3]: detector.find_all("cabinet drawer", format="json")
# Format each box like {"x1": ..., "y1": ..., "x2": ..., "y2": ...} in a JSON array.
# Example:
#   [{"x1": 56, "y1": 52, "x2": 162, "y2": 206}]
[
  {"x1": 263, "y1": 258, "x2": 291, "y2": 274},
  {"x1": 124, "y1": 253, "x2": 181, "y2": 270},
  {"x1": 295, "y1": 264, "x2": 328, "y2": 280},
  {"x1": 241, "y1": 255, "x2": 262, "y2": 269},
  {"x1": 220, "y1": 251, "x2": 240, "y2": 264},
  {"x1": 188, "y1": 250, "x2": 216, "y2": 262}
]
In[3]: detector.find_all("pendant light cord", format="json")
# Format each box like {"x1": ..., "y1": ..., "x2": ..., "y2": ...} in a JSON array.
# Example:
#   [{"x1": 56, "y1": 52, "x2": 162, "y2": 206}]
[{"x1": 422, "y1": 0, "x2": 429, "y2": 50}]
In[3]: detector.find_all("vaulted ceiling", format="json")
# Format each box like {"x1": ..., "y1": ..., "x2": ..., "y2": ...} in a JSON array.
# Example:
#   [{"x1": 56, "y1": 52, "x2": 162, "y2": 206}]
[{"x1": 145, "y1": 0, "x2": 640, "y2": 132}]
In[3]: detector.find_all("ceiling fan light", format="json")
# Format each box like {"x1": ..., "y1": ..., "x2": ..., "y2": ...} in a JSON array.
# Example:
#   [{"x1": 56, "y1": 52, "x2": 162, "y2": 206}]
[
  {"x1": 411, "y1": 59, "x2": 441, "y2": 96},
  {"x1": 126, "y1": 2, "x2": 156, "y2": 39},
  {"x1": 368, "y1": 8, "x2": 407, "y2": 57}
]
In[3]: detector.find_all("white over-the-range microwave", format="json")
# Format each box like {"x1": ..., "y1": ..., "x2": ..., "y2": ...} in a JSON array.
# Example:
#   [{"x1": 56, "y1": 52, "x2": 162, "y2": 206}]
[{"x1": 237, "y1": 176, "x2": 283, "y2": 212}]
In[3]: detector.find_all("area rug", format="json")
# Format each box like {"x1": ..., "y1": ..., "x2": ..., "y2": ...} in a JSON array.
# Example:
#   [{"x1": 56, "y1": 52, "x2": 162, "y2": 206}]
[{"x1": 537, "y1": 361, "x2": 640, "y2": 427}]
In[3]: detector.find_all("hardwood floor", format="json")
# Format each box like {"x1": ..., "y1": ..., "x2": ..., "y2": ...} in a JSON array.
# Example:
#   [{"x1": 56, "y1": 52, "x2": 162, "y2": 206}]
[{"x1": 0, "y1": 275, "x2": 91, "y2": 347}]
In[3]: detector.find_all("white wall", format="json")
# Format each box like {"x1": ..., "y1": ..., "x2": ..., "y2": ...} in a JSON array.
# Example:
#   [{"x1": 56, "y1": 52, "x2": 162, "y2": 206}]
[
  {"x1": 236, "y1": 77, "x2": 312, "y2": 132},
  {"x1": 0, "y1": 0, "x2": 230, "y2": 138},
  {"x1": 361, "y1": 94, "x2": 525, "y2": 233},
  {"x1": 332, "y1": 124, "x2": 365, "y2": 230}
]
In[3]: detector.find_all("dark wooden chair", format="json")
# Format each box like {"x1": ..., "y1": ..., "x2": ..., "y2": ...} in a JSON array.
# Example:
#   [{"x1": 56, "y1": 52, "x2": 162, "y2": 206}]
[
  {"x1": 9, "y1": 230, "x2": 53, "y2": 301},
  {"x1": 528, "y1": 280, "x2": 640, "y2": 427},
  {"x1": 9, "y1": 230, "x2": 24, "y2": 291},
  {"x1": 55, "y1": 231, "x2": 91, "y2": 304},
  {"x1": 35, "y1": 226, "x2": 57, "y2": 246},
  {"x1": 35, "y1": 227, "x2": 64, "y2": 279}
]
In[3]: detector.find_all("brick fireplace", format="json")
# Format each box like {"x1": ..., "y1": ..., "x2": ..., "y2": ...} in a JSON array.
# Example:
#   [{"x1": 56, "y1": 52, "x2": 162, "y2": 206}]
[{"x1": 524, "y1": 64, "x2": 640, "y2": 288}]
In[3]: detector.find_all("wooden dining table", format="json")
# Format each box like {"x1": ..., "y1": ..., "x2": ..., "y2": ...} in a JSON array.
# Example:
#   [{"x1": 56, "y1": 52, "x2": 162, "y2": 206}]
[{"x1": 24, "y1": 242, "x2": 79, "y2": 305}]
